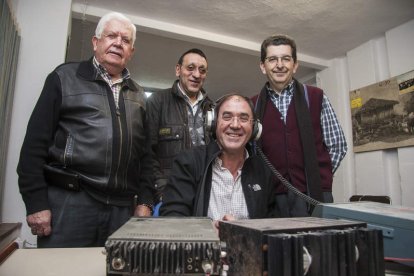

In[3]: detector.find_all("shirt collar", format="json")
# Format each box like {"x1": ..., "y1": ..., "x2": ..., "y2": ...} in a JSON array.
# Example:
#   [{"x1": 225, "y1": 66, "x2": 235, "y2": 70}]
[
  {"x1": 92, "y1": 56, "x2": 131, "y2": 82},
  {"x1": 177, "y1": 82, "x2": 204, "y2": 105},
  {"x1": 215, "y1": 149, "x2": 250, "y2": 170},
  {"x1": 266, "y1": 80, "x2": 295, "y2": 96}
]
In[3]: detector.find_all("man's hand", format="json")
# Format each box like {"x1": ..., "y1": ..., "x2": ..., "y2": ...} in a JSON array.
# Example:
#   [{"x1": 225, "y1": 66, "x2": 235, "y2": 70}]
[
  {"x1": 221, "y1": 214, "x2": 236, "y2": 221},
  {"x1": 27, "y1": 210, "x2": 52, "y2": 237},
  {"x1": 213, "y1": 214, "x2": 237, "y2": 232},
  {"x1": 134, "y1": 204, "x2": 152, "y2": 217}
]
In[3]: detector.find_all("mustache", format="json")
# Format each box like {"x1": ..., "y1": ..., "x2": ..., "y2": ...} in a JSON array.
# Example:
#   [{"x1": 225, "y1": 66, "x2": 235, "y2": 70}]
[{"x1": 273, "y1": 69, "x2": 288, "y2": 73}]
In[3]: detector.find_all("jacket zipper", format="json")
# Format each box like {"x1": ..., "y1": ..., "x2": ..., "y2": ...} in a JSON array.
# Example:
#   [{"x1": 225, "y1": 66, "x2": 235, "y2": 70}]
[
  {"x1": 114, "y1": 106, "x2": 123, "y2": 190},
  {"x1": 180, "y1": 102, "x2": 191, "y2": 148},
  {"x1": 63, "y1": 134, "x2": 73, "y2": 168},
  {"x1": 194, "y1": 150, "x2": 221, "y2": 216}
]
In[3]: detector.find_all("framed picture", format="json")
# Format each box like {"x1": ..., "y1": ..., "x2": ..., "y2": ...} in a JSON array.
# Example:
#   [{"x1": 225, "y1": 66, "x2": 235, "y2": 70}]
[{"x1": 350, "y1": 70, "x2": 414, "y2": 152}]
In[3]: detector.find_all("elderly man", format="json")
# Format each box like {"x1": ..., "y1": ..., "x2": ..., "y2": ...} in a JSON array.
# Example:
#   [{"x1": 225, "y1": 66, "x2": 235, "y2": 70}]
[
  {"x1": 17, "y1": 12, "x2": 154, "y2": 247},
  {"x1": 160, "y1": 94, "x2": 278, "y2": 227}
]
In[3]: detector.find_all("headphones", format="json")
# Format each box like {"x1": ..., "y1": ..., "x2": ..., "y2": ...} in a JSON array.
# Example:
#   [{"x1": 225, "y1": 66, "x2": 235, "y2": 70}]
[{"x1": 205, "y1": 94, "x2": 262, "y2": 141}]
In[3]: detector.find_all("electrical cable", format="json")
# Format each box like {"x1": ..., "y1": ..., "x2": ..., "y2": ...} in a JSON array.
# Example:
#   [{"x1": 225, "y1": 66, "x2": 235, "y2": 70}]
[{"x1": 255, "y1": 144, "x2": 321, "y2": 207}]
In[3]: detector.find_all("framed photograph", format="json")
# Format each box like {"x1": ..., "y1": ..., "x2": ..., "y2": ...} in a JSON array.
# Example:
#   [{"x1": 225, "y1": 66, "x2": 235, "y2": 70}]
[{"x1": 350, "y1": 70, "x2": 414, "y2": 152}]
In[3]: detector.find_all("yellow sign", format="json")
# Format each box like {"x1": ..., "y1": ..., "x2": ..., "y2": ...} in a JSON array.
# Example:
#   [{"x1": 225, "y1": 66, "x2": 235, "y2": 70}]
[{"x1": 351, "y1": 97, "x2": 362, "y2": 109}]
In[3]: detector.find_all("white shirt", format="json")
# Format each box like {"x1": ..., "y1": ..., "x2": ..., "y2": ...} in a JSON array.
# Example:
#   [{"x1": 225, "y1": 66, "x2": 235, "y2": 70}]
[
  {"x1": 177, "y1": 83, "x2": 204, "y2": 115},
  {"x1": 207, "y1": 151, "x2": 250, "y2": 220}
]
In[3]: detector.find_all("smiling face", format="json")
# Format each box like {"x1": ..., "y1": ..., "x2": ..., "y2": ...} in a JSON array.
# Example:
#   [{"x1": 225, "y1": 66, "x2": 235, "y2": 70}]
[
  {"x1": 92, "y1": 18, "x2": 135, "y2": 79},
  {"x1": 260, "y1": 44, "x2": 298, "y2": 92},
  {"x1": 175, "y1": 53, "x2": 208, "y2": 99},
  {"x1": 215, "y1": 96, "x2": 253, "y2": 155}
]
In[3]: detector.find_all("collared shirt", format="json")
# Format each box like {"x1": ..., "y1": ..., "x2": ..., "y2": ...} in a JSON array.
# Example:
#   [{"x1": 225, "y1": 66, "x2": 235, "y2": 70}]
[
  {"x1": 267, "y1": 81, "x2": 347, "y2": 172},
  {"x1": 177, "y1": 83, "x2": 204, "y2": 115},
  {"x1": 177, "y1": 83, "x2": 206, "y2": 146},
  {"x1": 207, "y1": 150, "x2": 250, "y2": 220},
  {"x1": 93, "y1": 57, "x2": 131, "y2": 108}
]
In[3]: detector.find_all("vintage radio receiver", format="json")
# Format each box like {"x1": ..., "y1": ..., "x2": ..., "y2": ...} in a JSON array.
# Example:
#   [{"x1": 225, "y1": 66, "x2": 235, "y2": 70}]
[
  {"x1": 312, "y1": 201, "x2": 414, "y2": 265},
  {"x1": 105, "y1": 217, "x2": 226, "y2": 275},
  {"x1": 219, "y1": 217, "x2": 384, "y2": 276}
]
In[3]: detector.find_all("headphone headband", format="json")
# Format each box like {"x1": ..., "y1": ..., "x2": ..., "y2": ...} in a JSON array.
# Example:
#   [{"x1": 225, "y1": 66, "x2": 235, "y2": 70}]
[{"x1": 204, "y1": 94, "x2": 262, "y2": 141}]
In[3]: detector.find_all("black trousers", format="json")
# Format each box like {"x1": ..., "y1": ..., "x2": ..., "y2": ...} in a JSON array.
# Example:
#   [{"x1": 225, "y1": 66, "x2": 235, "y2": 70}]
[
  {"x1": 276, "y1": 190, "x2": 333, "y2": 217},
  {"x1": 37, "y1": 186, "x2": 131, "y2": 248}
]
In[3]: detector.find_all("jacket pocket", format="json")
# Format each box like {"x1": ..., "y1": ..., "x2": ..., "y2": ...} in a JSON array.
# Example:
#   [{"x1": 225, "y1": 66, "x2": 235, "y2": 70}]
[
  {"x1": 44, "y1": 164, "x2": 80, "y2": 191},
  {"x1": 157, "y1": 124, "x2": 185, "y2": 164}
]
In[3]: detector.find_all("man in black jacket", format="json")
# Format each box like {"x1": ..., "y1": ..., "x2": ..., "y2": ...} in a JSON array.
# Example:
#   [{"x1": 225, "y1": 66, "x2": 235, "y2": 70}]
[
  {"x1": 17, "y1": 12, "x2": 154, "y2": 247},
  {"x1": 146, "y1": 48, "x2": 213, "y2": 202},
  {"x1": 160, "y1": 94, "x2": 278, "y2": 227}
]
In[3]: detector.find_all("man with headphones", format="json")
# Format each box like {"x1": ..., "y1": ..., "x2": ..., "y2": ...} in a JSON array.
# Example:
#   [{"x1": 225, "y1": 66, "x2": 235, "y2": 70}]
[{"x1": 160, "y1": 94, "x2": 278, "y2": 227}]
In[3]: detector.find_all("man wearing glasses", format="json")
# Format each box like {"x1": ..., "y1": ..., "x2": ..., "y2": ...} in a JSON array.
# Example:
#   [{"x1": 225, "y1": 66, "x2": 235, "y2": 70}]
[
  {"x1": 17, "y1": 12, "x2": 154, "y2": 247},
  {"x1": 160, "y1": 94, "x2": 278, "y2": 229},
  {"x1": 252, "y1": 34, "x2": 347, "y2": 217},
  {"x1": 146, "y1": 49, "x2": 213, "y2": 204}
]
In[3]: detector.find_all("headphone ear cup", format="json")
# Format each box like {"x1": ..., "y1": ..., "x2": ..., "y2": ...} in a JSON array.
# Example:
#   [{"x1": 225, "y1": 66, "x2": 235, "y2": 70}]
[
  {"x1": 205, "y1": 108, "x2": 216, "y2": 138},
  {"x1": 250, "y1": 119, "x2": 263, "y2": 141},
  {"x1": 211, "y1": 117, "x2": 217, "y2": 139}
]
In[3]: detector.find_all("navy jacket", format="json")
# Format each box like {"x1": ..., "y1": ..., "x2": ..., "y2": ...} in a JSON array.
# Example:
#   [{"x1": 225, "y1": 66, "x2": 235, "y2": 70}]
[
  {"x1": 160, "y1": 141, "x2": 279, "y2": 218},
  {"x1": 146, "y1": 80, "x2": 212, "y2": 199}
]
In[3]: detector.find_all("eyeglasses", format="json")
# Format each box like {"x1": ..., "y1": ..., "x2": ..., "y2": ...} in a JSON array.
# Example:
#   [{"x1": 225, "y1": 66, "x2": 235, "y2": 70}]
[
  {"x1": 264, "y1": 55, "x2": 293, "y2": 65},
  {"x1": 103, "y1": 32, "x2": 132, "y2": 46},
  {"x1": 182, "y1": 64, "x2": 208, "y2": 75},
  {"x1": 221, "y1": 113, "x2": 251, "y2": 123}
]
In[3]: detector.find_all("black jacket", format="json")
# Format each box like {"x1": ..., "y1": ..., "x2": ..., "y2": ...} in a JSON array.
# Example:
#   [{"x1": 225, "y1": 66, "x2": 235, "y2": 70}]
[
  {"x1": 160, "y1": 141, "x2": 279, "y2": 218},
  {"x1": 17, "y1": 58, "x2": 154, "y2": 215},
  {"x1": 146, "y1": 80, "x2": 213, "y2": 198}
]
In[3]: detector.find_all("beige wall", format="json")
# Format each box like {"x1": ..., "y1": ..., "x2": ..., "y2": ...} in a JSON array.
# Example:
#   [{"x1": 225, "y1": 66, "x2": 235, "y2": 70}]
[
  {"x1": 2, "y1": 0, "x2": 72, "y2": 246},
  {"x1": 318, "y1": 19, "x2": 414, "y2": 206}
]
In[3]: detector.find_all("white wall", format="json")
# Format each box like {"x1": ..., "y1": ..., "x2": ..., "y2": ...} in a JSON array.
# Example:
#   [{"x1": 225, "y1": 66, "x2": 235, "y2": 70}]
[
  {"x1": 317, "y1": 58, "x2": 355, "y2": 203},
  {"x1": 386, "y1": 20, "x2": 414, "y2": 206},
  {"x1": 317, "y1": 19, "x2": 414, "y2": 207},
  {"x1": 2, "y1": 0, "x2": 72, "y2": 246}
]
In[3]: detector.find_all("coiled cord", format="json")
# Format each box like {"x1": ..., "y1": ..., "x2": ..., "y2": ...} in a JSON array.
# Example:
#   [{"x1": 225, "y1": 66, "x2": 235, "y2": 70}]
[{"x1": 255, "y1": 144, "x2": 321, "y2": 207}]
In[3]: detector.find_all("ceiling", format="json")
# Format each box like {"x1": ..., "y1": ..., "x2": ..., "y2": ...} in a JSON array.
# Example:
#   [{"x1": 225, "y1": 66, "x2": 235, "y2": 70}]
[{"x1": 68, "y1": 0, "x2": 414, "y2": 100}]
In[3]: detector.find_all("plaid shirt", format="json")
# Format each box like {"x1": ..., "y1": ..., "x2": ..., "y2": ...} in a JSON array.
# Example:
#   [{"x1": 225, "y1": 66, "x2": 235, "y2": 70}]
[
  {"x1": 93, "y1": 57, "x2": 131, "y2": 108},
  {"x1": 207, "y1": 151, "x2": 250, "y2": 220},
  {"x1": 267, "y1": 81, "x2": 347, "y2": 172},
  {"x1": 177, "y1": 83, "x2": 206, "y2": 146}
]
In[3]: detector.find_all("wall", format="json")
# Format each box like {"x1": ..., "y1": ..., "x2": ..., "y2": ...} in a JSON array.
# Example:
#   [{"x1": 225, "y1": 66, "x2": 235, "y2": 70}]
[
  {"x1": 2, "y1": 0, "x2": 72, "y2": 246},
  {"x1": 317, "y1": 19, "x2": 414, "y2": 207}
]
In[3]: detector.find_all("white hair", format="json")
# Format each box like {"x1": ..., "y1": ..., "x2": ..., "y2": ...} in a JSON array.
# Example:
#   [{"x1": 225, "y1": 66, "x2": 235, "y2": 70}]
[{"x1": 95, "y1": 12, "x2": 136, "y2": 45}]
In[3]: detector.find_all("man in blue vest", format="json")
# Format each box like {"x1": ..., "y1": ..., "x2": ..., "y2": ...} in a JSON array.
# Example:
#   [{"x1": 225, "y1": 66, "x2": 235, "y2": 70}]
[{"x1": 252, "y1": 34, "x2": 347, "y2": 217}]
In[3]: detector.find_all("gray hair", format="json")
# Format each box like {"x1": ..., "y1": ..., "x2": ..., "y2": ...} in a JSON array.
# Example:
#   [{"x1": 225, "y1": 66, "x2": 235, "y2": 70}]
[{"x1": 95, "y1": 12, "x2": 136, "y2": 45}]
